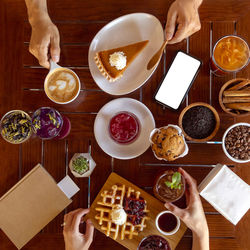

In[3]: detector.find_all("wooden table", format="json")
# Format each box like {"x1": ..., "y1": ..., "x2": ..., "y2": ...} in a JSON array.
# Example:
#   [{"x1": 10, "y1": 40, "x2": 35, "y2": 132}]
[{"x1": 0, "y1": 0, "x2": 249, "y2": 249}]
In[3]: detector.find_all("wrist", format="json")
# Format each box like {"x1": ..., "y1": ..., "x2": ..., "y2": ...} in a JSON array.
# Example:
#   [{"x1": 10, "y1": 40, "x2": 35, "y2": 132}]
[
  {"x1": 176, "y1": 0, "x2": 203, "y2": 9},
  {"x1": 192, "y1": 224, "x2": 209, "y2": 239},
  {"x1": 29, "y1": 10, "x2": 51, "y2": 27}
]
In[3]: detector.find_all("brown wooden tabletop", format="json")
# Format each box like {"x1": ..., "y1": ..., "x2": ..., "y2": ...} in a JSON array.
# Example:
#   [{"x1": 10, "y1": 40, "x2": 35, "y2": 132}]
[{"x1": 0, "y1": 0, "x2": 249, "y2": 249}]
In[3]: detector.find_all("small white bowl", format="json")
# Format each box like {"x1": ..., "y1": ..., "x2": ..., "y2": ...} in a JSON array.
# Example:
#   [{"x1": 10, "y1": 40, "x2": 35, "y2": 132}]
[
  {"x1": 155, "y1": 211, "x2": 180, "y2": 236},
  {"x1": 149, "y1": 124, "x2": 189, "y2": 161},
  {"x1": 69, "y1": 153, "x2": 96, "y2": 177},
  {"x1": 222, "y1": 122, "x2": 250, "y2": 164}
]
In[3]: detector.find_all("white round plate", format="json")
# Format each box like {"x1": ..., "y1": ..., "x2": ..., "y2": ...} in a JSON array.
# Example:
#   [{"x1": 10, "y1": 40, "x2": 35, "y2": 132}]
[
  {"x1": 94, "y1": 98, "x2": 155, "y2": 159},
  {"x1": 88, "y1": 13, "x2": 164, "y2": 95}
]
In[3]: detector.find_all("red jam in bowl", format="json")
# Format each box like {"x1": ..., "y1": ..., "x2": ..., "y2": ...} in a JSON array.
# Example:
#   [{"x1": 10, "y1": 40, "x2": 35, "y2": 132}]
[{"x1": 109, "y1": 112, "x2": 140, "y2": 144}]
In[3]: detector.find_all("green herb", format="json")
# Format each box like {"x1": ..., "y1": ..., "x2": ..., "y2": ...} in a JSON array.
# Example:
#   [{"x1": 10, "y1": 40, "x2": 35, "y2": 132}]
[
  {"x1": 165, "y1": 172, "x2": 182, "y2": 190},
  {"x1": 72, "y1": 156, "x2": 89, "y2": 175}
]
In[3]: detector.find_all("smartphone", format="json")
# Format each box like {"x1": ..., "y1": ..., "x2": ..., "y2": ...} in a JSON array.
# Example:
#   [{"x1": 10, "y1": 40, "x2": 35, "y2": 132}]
[{"x1": 154, "y1": 51, "x2": 202, "y2": 110}]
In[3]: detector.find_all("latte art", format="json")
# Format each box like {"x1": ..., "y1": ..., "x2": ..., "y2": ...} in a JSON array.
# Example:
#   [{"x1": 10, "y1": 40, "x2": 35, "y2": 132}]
[{"x1": 45, "y1": 68, "x2": 80, "y2": 103}]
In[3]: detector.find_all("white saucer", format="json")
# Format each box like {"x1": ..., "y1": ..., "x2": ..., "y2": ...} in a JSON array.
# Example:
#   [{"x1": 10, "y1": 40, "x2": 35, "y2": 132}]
[
  {"x1": 94, "y1": 98, "x2": 155, "y2": 159},
  {"x1": 88, "y1": 13, "x2": 164, "y2": 95}
]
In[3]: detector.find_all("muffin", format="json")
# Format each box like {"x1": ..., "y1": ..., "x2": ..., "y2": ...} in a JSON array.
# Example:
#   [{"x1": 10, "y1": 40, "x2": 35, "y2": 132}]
[{"x1": 151, "y1": 127, "x2": 185, "y2": 161}]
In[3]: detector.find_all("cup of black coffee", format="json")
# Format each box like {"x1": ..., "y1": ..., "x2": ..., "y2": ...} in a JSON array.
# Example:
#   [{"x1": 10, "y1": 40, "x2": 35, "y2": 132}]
[{"x1": 222, "y1": 123, "x2": 250, "y2": 163}]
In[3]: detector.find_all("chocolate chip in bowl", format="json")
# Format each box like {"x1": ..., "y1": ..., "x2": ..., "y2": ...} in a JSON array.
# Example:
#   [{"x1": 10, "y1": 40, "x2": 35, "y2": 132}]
[
  {"x1": 222, "y1": 123, "x2": 250, "y2": 163},
  {"x1": 179, "y1": 102, "x2": 220, "y2": 142}
]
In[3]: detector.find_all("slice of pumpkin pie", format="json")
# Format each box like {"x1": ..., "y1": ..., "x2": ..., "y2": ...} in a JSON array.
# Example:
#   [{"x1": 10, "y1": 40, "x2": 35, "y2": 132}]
[{"x1": 94, "y1": 40, "x2": 149, "y2": 82}]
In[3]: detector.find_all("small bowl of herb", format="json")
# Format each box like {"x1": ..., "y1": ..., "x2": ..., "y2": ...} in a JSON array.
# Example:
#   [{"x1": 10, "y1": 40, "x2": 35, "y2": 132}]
[
  {"x1": 153, "y1": 170, "x2": 185, "y2": 203},
  {"x1": 0, "y1": 110, "x2": 32, "y2": 144},
  {"x1": 69, "y1": 153, "x2": 96, "y2": 178}
]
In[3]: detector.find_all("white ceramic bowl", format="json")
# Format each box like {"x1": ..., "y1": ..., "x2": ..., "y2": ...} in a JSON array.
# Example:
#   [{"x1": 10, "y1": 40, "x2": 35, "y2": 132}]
[
  {"x1": 222, "y1": 122, "x2": 250, "y2": 163},
  {"x1": 149, "y1": 124, "x2": 189, "y2": 161},
  {"x1": 155, "y1": 211, "x2": 180, "y2": 236}
]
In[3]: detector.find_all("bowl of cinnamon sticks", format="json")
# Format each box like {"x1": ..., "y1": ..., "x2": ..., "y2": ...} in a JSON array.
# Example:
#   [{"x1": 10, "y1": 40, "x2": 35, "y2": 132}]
[{"x1": 219, "y1": 78, "x2": 250, "y2": 116}]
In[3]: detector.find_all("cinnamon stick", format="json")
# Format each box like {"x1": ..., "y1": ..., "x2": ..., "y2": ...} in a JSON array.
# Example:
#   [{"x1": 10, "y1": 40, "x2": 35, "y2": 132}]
[
  {"x1": 227, "y1": 79, "x2": 250, "y2": 90},
  {"x1": 223, "y1": 90, "x2": 250, "y2": 97},
  {"x1": 223, "y1": 96, "x2": 250, "y2": 103},
  {"x1": 225, "y1": 103, "x2": 250, "y2": 111}
]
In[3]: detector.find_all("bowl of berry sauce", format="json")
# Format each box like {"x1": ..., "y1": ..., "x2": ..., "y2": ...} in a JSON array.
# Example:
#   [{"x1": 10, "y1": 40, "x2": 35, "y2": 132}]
[
  {"x1": 138, "y1": 235, "x2": 171, "y2": 250},
  {"x1": 109, "y1": 111, "x2": 140, "y2": 144}
]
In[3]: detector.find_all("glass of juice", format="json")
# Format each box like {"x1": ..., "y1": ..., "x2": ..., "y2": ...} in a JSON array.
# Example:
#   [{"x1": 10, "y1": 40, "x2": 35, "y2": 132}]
[{"x1": 211, "y1": 35, "x2": 250, "y2": 76}]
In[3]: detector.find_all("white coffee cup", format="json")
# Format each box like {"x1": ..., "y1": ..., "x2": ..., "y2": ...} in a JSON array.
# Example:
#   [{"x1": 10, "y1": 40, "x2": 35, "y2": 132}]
[
  {"x1": 44, "y1": 60, "x2": 81, "y2": 104},
  {"x1": 155, "y1": 210, "x2": 180, "y2": 236}
]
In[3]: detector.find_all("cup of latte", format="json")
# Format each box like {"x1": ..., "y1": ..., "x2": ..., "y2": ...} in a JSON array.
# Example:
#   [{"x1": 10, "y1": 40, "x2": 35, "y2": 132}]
[{"x1": 44, "y1": 60, "x2": 81, "y2": 104}]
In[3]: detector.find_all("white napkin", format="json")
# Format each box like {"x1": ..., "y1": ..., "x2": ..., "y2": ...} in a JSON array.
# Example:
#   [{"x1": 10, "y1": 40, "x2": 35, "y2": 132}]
[
  {"x1": 199, "y1": 164, "x2": 250, "y2": 225},
  {"x1": 57, "y1": 175, "x2": 80, "y2": 199}
]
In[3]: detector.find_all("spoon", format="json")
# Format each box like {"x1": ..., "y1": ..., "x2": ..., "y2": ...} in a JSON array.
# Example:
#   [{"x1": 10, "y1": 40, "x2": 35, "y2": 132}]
[{"x1": 147, "y1": 40, "x2": 168, "y2": 70}]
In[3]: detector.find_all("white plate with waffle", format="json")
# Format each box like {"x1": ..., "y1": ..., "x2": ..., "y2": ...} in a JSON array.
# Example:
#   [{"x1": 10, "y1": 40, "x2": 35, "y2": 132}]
[
  {"x1": 88, "y1": 13, "x2": 164, "y2": 95},
  {"x1": 94, "y1": 98, "x2": 155, "y2": 160}
]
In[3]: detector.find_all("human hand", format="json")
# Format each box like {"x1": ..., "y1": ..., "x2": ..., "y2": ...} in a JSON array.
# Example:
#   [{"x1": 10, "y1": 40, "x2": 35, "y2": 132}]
[
  {"x1": 164, "y1": 168, "x2": 208, "y2": 236},
  {"x1": 63, "y1": 208, "x2": 94, "y2": 250},
  {"x1": 165, "y1": 0, "x2": 202, "y2": 44},
  {"x1": 29, "y1": 16, "x2": 60, "y2": 68}
]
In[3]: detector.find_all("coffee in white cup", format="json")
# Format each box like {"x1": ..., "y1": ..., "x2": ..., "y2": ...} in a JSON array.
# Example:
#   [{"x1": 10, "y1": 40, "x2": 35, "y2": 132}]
[{"x1": 44, "y1": 61, "x2": 81, "y2": 104}]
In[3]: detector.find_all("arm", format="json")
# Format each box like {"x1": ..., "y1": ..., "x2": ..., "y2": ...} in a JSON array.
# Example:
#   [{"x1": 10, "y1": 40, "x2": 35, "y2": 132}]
[
  {"x1": 63, "y1": 208, "x2": 94, "y2": 250},
  {"x1": 165, "y1": 0, "x2": 203, "y2": 44},
  {"x1": 25, "y1": 0, "x2": 60, "y2": 68},
  {"x1": 165, "y1": 168, "x2": 209, "y2": 250}
]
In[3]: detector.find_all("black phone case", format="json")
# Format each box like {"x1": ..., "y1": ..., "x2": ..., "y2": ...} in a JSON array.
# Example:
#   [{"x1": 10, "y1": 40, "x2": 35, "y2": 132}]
[{"x1": 154, "y1": 50, "x2": 202, "y2": 110}]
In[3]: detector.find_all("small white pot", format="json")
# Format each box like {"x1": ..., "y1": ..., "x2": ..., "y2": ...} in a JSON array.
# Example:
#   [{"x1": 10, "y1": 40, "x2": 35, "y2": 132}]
[
  {"x1": 155, "y1": 210, "x2": 180, "y2": 236},
  {"x1": 69, "y1": 153, "x2": 96, "y2": 177}
]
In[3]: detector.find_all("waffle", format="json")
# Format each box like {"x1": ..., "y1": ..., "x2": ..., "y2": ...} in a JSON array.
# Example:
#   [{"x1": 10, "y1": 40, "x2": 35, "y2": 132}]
[{"x1": 95, "y1": 184, "x2": 149, "y2": 240}]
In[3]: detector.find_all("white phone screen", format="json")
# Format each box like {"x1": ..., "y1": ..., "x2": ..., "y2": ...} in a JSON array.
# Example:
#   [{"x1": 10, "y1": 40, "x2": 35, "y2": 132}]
[{"x1": 155, "y1": 51, "x2": 201, "y2": 109}]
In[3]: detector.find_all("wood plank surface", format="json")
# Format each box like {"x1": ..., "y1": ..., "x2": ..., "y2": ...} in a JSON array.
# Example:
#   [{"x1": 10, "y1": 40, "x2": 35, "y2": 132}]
[{"x1": 0, "y1": 0, "x2": 250, "y2": 250}]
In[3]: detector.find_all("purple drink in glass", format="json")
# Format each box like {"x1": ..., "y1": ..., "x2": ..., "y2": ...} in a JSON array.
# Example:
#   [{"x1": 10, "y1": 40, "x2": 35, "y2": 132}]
[
  {"x1": 32, "y1": 107, "x2": 63, "y2": 139},
  {"x1": 55, "y1": 116, "x2": 71, "y2": 139}
]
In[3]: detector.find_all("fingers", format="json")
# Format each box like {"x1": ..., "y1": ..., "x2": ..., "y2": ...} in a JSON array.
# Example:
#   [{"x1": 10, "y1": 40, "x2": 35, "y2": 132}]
[
  {"x1": 71, "y1": 208, "x2": 90, "y2": 233},
  {"x1": 63, "y1": 213, "x2": 73, "y2": 232},
  {"x1": 168, "y1": 23, "x2": 187, "y2": 44},
  {"x1": 165, "y1": 202, "x2": 186, "y2": 220},
  {"x1": 179, "y1": 167, "x2": 198, "y2": 193},
  {"x1": 50, "y1": 30, "x2": 60, "y2": 63},
  {"x1": 38, "y1": 45, "x2": 50, "y2": 68},
  {"x1": 85, "y1": 219, "x2": 94, "y2": 247},
  {"x1": 185, "y1": 187, "x2": 190, "y2": 205},
  {"x1": 63, "y1": 208, "x2": 85, "y2": 232},
  {"x1": 165, "y1": 9, "x2": 178, "y2": 40}
]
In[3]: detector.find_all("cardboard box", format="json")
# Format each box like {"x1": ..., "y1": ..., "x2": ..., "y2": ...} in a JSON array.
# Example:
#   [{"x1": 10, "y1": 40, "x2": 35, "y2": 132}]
[{"x1": 0, "y1": 164, "x2": 77, "y2": 249}]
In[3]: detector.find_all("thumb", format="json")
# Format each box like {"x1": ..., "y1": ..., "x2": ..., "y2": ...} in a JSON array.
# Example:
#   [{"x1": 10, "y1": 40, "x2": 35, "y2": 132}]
[
  {"x1": 165, "y1": 10, "x2": 177, "y2": 40},
  {"x1": 50, "y1": 32, "x2": 60, "y2": 63},
  {"x1": 85, "y1": 219, "x2": 94, "y2": 247},
  {"x1": 165, "y1": 202, "x2": 185, "y2": 219}
]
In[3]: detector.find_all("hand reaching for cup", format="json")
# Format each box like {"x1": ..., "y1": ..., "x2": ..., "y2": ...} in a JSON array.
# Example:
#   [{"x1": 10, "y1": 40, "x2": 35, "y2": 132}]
[
  {"x1": 25, "y1": 0, "x2": 60, "y2": 68},
  {"x1": 165, "y1": 168, "x2": 209, "y2": 250},
  {"x1": 29, "y1": 16, "x2": 60, "y2": 68},
  {"x1": 63, "y1": 208, "x2": 94, "y2": 250},
  {"x1": 165, "y1": 0, "x2": 202, "y2": 44}
]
